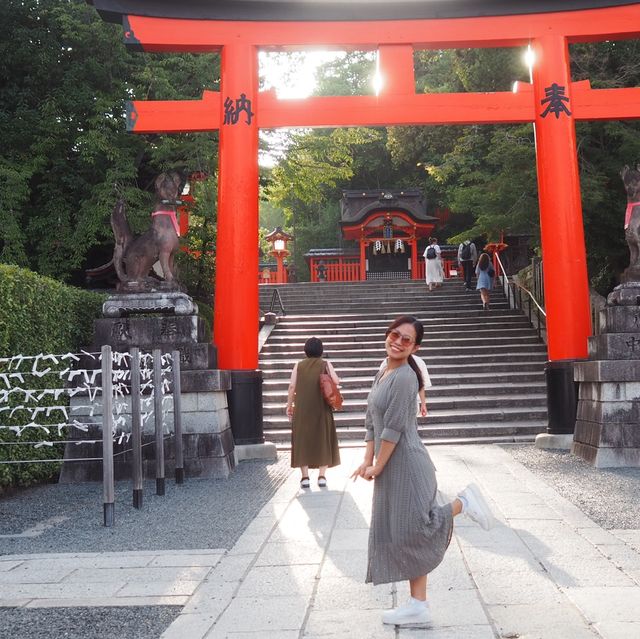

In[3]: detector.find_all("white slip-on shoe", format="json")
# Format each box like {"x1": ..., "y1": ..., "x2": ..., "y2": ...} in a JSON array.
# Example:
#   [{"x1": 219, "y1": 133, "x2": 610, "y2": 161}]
[
  {"x1": 382, "y1": 599, "x2": 431, "y2": 627},
  {"x1": 317, "y1": 476, "x2": 327, "y2": 488},
  {"x1": 300, "y1": 477, "x2": 310, "y2": 489},
  {"x1": 459, "y1": 483, "x2": 495, "y2": 531}
]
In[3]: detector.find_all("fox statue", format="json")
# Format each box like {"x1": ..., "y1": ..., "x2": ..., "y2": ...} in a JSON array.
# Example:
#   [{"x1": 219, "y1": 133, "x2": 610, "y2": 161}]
[
  {"x1": 110, "y1": 171, "x2": 183, "y2": 291},
  {"x1": 621, "y1": 164, "x2": 640, "y2": 282}
]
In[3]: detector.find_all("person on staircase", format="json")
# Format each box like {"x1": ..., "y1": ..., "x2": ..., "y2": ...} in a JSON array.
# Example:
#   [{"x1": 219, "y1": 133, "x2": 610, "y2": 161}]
[
  {"x1": 286, "y1": 337, "x2": 341, "y2": 488},
  {"x1": 475, "y1": 252, "x2": 495, "y2": 310},
  {"x1": 351, "y1": 315, "x2": 495, "y2": 628},
  {"x1": 423, "y1": 237, "x2": 443, "y2": 292},
  {"x1": 457, "y1": 238, "x2": 478, "y2": 290}
]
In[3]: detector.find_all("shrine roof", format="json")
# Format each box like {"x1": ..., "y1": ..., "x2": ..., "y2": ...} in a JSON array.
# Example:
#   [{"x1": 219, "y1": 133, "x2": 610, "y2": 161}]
[
  {"x1": 88, "y1": 1, "x2": 636, "y2": 23},
  {"x1": 340, "y1": 189, "x2": 438, "y2": 226}
]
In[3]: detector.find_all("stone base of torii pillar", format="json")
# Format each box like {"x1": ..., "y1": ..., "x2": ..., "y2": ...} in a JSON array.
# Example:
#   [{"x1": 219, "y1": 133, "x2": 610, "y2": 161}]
[{"x1": 572, "y1": 291, "x2": 640, "y2": 468}]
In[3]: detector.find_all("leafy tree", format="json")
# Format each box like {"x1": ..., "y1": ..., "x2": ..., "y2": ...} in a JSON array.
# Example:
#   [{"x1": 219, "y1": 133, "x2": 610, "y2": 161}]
[
  {"x1": 175, "y1": 176, "x2": 217, "y2": 310},
  {"x1": 259, "y1": 200, "x2": 286, "y2": 232},
  {"x1": 0, "y1": 0, "x2": 219, "y2": 292}
]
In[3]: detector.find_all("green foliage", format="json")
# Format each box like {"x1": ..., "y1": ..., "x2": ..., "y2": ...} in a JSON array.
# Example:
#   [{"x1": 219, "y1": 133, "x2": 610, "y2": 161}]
[
  {"x1": 428, "y1": 124, "x2": 539, "y2": 244},
  {"x1": 314, "y1": 52, "x2": 376, "y2": 97},
  {"x1": 175, "y1": 176, "x2": 217, "y2": 309},
  {"x1": 265, "y1": 41, "x2": 640, "y2": 293},
  {"x1": 0, "y1": 265, "x2": 105, "y2": 357},
  {"x1": 267, "y1": 127, "x2": 392, "y2": 273},
  {"x1": 259, "y1": 200, "x2": 286, "y2": 232},
  {"x1": 293, "y1": 204, "x2": 348, "y2": 281},
  {"x1": 0, "y1": 264, "x2": 106, "y2": 488},
  {"x1": 0, "y1": 0, "x2": 219, "y2": 283}
]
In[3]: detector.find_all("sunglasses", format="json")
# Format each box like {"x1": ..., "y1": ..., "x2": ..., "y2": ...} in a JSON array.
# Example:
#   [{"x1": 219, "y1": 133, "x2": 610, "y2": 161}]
[{"x1": 387, "y1": 329, "x2": 415, "y2": 346}]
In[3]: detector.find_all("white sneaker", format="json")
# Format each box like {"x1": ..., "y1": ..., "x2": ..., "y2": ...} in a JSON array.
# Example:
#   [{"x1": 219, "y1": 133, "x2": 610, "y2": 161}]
[
  {"x1": 382, "y1": 599, "x2": 431, "y2": 627},
  {"x1": 300, "y1": 477, "x2": 310, "y2": 489},
  {"x1": 459, "y1": 483, "x2": 495, "y2": 531}
]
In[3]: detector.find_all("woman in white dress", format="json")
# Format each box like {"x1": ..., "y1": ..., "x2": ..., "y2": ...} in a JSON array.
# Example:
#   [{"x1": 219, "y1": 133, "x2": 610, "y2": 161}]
[{"x1": 423, "y1": 237, "x2": 444, "y2": 291}]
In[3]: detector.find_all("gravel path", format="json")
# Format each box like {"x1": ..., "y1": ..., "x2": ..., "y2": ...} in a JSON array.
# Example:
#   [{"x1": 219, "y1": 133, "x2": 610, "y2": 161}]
[
  {"x1": 501, "y1": 444, "x2": 640, "y2": 530},
  {"x1": 0, "y1": 454, "x2": 291, "y2": 555},
  {"x1": 0, "y1": 606, "x2": 181, "y2": 639}
]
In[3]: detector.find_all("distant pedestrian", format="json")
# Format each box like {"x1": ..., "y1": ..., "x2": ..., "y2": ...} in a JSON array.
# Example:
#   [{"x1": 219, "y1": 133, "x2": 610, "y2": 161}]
[
  {"x1": 423, "y1": 237, "x2": 443, "y2": 292},
  {"x1": 457, "y1": 239, "x2": 478, "y2": 290},
  {"x1": 352, "y1": 316, "x2": 495, "y2": 628},
  {"x1": 286, "y1": 337, "x2": 341, "y2": 488},
  {"x1": 476, "y1": 252, "x2": 495, "y2": 310}
]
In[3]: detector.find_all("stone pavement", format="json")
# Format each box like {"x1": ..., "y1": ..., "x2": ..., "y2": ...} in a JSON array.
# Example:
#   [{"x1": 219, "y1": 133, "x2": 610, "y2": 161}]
[{"x1": 3, "y1": 445, "x2": 640, "y2": 638}]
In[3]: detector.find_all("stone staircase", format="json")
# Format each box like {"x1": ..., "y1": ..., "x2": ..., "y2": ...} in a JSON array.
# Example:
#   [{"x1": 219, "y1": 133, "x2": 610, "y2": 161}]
[{"x1": 259, "y1": 279, "x2": 548, "y2": 447}]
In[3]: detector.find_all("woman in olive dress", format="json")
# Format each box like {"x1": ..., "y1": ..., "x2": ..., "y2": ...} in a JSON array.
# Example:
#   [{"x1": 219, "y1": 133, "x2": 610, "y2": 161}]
[
  {"x1": 352, "y1": 316, "x2": 495, "y2": 628},
  {"x1": 287, "y1": 337, "x2": 341, "y2": 488}
]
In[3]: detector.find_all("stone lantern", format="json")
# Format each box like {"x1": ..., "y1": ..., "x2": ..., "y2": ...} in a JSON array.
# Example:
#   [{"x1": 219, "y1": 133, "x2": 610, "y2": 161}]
[{"x1": 265, "y1": 227, "x2": 293, "y2": 284}]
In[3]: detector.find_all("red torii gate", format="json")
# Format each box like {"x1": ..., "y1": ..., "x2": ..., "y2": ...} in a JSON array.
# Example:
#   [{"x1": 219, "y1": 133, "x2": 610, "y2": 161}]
[{"x1": 91, "y1": 1, "x2": 640, "y2": 439}]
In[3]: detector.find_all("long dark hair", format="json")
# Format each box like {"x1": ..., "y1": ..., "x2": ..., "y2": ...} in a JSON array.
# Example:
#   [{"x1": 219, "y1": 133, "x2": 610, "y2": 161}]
[
  {"x1": 385, "y1": 315, "x2": 424, "y2": 390},
  {"x1": 478, "y1": 252, "x2": 490, "y2": 270}
]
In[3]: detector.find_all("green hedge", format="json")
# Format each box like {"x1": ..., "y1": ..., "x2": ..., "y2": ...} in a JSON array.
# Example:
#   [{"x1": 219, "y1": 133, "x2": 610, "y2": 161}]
[{"x1": 0, "y1": 265, "x2": 106, "y2": 489}]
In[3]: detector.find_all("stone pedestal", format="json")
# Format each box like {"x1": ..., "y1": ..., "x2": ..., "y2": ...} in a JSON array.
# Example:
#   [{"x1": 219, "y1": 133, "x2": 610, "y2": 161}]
[
  {"x1": 573, "y1": 304, "x2": 640, "y2": 467},
  {"x1": 60, "y1": 293, "x2": 236, "y2": 481}
]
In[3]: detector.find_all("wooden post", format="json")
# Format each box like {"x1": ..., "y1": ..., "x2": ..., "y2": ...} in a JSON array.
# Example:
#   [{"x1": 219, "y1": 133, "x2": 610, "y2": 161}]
[
  {"x1": 130, "y1": 347, "x2": 143, "y2": 509},
  {"x1": 153, "y1": 349, "x2": 165, "y2": 496},
  {"x1": 172, "y1": 350, "x2": 184, "y2": 484},
  {"x1": 101, "y1": 345, "x2": 115, "y2": 527},
  {"x1": 410, "y1": 236, "x2": 418, "y2": 280}
]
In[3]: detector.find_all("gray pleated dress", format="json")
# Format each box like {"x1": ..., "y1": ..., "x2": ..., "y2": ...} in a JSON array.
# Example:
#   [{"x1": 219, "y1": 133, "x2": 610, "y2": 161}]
[{"x1": 365, "y1": 363, "x2": 453, "y2": 585}]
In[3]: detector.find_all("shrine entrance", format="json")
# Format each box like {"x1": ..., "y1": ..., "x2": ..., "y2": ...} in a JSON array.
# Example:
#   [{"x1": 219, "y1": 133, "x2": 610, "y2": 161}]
[
  {"x1": 367, "y1": 248, "x2": 411, "y2": 281},
  {"x1": 89, "y1": 0, "x2": 640, "y2": 441}
]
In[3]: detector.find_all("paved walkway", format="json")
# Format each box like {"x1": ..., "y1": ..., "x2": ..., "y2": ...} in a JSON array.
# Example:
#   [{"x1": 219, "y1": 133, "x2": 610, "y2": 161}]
[{"x1": 3, "y1": 445, "x2": 640, "y2": 638}]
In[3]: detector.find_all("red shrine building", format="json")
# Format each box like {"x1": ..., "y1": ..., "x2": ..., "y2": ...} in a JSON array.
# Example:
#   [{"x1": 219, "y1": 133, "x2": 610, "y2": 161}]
[
  {"x1": 88, "y1": 0, "x2": 640, "y2": 440},
  {"x1": 306, "y1": 189, "x2": 439, "y2": 283}
]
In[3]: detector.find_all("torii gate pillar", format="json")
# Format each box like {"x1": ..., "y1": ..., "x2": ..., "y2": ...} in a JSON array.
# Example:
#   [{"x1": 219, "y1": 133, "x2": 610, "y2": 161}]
[
  {"x1": 532, "y1": 34, "x2": 591, "y2": 434},
  {"x1": 213, "y1": 43, "x2": 264, "y2": 445}
]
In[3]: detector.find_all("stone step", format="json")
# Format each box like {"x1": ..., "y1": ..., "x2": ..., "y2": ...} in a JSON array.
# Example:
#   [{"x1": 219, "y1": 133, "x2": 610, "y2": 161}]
[
  {"x1": 263, "y1": 381, "x2": 546, "y2": 397},
  {"x1": 261, "y1": 280, "x2": 468, "y2": 293},
  {"x1": 275, "y1": 312, "x2": 523, "y2": 326},
  {"x1": 261, "y1": 335, "x2": 543, "y2": 353},
  {"x1": 263, "y1": 393, "x2": 547, "y2": 415},
  {"x1": 278, "y1": 310, "x2": 524, "y2": 323},
  {"x1": 267, "y1": 325, "x2": 535, "y2": 340},
  {"x1": 263, "y1": 420, "x2": 546, "y2": 443},
  {"x1": 261, "y1": 360, "x2": 547, "y2": 377},
  {"x1": 261, "y1": 285, "x2": 499, "y2": 302},
  {"x1": 265, "y1": 406, "x2": 547, "y2": 428},
  {"x1": 260, "y1": 279, "x2": 547, "y2": 445},
  {"x1": 262, "y1": 296, "x2": 505, "y2": 310},
  {"x1": 270, "y1": 302, "x2": 511, "y2": 315},
  {"x1": 260, "y1": 349, "x2": 548, "y2": 367},
  {"x1": 274, "y1": 433, "x2": 537, "y2": 449}
]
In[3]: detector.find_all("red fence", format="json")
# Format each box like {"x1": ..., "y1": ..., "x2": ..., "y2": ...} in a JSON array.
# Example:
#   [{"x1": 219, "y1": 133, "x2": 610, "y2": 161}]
[
  {"x1": 309, "y1": 257, "x2": 361, "y2": 282},
  {"x1": 260, "y1": 256, "x2": 462, "y2": 283}
]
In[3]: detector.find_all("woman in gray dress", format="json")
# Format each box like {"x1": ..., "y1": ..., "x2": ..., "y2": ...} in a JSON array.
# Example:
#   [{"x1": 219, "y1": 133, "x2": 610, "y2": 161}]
[{"x1": 351, "y1": 315, "x2": 495, "y2": 628}]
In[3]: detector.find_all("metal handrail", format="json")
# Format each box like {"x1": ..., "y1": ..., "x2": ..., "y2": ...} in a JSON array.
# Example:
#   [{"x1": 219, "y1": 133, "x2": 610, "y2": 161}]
[
  {"x1": 268, "y1": 288, "x2": 286, "y2": 316},
  {"x1": 494, "y1": 252, "x2": 546, "y2": 342}
]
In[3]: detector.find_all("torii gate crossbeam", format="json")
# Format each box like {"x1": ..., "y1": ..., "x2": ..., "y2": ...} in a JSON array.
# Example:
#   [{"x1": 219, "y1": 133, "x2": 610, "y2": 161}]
[{"x1": 91, "y1": 1, "x2": 640, "y2": 440}]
